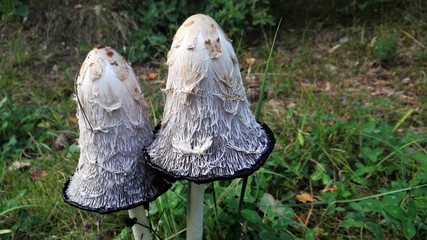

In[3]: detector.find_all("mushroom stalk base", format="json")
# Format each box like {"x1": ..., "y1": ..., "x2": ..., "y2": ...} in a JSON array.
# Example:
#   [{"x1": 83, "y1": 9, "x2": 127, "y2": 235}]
[
  {"x1": 187, "y1": 182, "x2": 205, "y2": 240},
  {"x1": 128, "y1": 206, "x2": 151, "y2": 240}
]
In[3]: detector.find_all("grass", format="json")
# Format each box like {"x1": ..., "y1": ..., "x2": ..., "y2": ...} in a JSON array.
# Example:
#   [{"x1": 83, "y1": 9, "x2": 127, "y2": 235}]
[{"x1": 1, "y1": 1, "x2": 427, "y2": 240}]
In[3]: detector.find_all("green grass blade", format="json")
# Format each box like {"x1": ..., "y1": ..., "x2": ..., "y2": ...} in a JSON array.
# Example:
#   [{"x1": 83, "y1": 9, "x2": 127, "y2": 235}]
[
  {"x1": 0, "y1": 205, "x2": 39, "y2": 217},
  {"x1": 393, "y1": 109, "x2": 414, "y2": 132},
  {"x1": 236, "y1": 17, "x2": 283, "y2": 230},
  {"x1": 255, "y1": 18, "x2": 283, "y2": 120}
]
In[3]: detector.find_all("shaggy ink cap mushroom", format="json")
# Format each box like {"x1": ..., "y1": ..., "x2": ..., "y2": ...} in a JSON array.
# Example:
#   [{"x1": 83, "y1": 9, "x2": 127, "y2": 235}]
[
  {"x1": 147, "y1": 14, "x2": 275, "y2": 183},
  {"x1": 63, "y1": 46, "x2": 172, "y2": 214}
]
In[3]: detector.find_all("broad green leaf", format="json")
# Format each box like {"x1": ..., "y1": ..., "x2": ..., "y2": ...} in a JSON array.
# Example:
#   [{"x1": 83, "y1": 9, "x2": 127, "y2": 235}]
[
  {"x1": 414, "y1": 197, "x2": 427, "y2": 209},
  {"x1": 341, "y1": 212, "x2": 365, "y2": 228},
  {"x1": 325, "y1": 204, "x2": 336, "y2": 215},
  {"x1": 282, "y1": 207, "x2": 295, "y2": 220},
  {"x1": 304, "y1": 228, "x2": 316, "y2": 240},
  {"x1": 311, "y1": 170, "x2": 324, "y2": 181},
  {"x1": 340, "y1": 219, "x2": 355, "y2": 228},
  {"x1": 361, "y1": 147, "x2": 384, "y2": 162},
  {"x1": 366, "y1": 221, "x2": 384, "y2": 240},
  {"x1": 349, "y1": 202, "x2": 363, "y2": 211},
  {"x1": 336, "y1": 207, "x2": 346, "y2": 212},
  {"x1": 383, "y1": 195, "x2": 401, "y2": 206},
  {"x1": 407, "y1": 199, "x2": 416, "y2": 219},
  {"x1": 383, "y1": 204, "x2": 406, "y2": 220},
  {"x1": 322, "y1": 191, "x2": 338, "y2": 204},
  {"x1": 241, "y1": 209, "x2": 262, "y2": 224},
  {"x1": 373, "y1": 34, "x2": 398, "y2": 61},
  {"x1": 355, "y1": 163, "x2": 377, "y2": 176},
  {"x1": 258, "y1": 223, "x2": 277, "y2": 239},
  {"x1": 114, "y1": 227, "x2": 132, "y2": 240},
  {"x1": 361, "y1": 199, "x2": 382, "y2": 212},
  {"x1": 402, "y1": 218, "x2": 416, "y2": 239},
  {"x1": 362, "y1": 121, "x2": 377, "y2": 133},
  {"x1": 0, "y1": 97, "x2": 8, "y2": 108},
  {"x1": 410, "y1": 151, "x2": 427, "y2": 162},
  {"x1": 14, "y1": 4, "x2": 29, "y2": 17},
  {"x1": 352, "y1": 219, "x2": 365, "y2": 228},
  {"x1": 321, "y1": 173, "x2": 331, "y2": 185},
  {"x1": 297, "y1": 131, "x2": 304, "y2": 146}
]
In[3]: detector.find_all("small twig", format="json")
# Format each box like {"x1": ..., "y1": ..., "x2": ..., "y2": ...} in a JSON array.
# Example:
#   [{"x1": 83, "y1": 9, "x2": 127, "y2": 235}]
[
  {"x1": 305, "y1": 180, "x2": 314, "y2": 226},
  {"x1": 400, "y1": 28, "x2": 426, "y2": 49},
  {"x1": 164, "y1": 228, "x2": 187, "y2": 240}
]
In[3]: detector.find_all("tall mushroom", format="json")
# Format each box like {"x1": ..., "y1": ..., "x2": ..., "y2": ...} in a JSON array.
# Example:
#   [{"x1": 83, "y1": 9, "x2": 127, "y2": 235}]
[
  {"x1": 148, "y1": 14, "x2": 275, "y2": 239},
  {"x1": 63, "y1": 46, "x2": 172, "y2": 240}
]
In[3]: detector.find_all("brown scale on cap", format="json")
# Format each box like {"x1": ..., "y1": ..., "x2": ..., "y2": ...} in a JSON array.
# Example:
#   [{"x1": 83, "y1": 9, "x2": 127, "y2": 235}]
[
  {"x1": 184, "y1": 19, "x2": 195, "y2": 27},
  {"x1": 106, "y1": 48, "x2": 114, "y2": 57}
]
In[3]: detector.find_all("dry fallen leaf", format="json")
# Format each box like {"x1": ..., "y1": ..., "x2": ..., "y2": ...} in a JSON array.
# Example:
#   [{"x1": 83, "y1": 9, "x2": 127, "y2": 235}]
[
  {"x1": 245, "y1": 57, "x2": 256, "y2": 65},
  {"x1": 69, "y1": 117, "x2": 78, "y2": 124},
  {"x1": 304, "y1": 125, "x2": 312, "y2": 133},
  {"x1": 324, "y1": 81, "x2": 332, "y2": 91},
  {"x1": 322, "y1": 185, "x2": 338, "y2": 193},
  {"x1": 372, "y1": 80, "x2": 391, "y2": 87},
  {"x1": 147, "y1": 71, "x2": 158, "y2": 80},
  {"x1": 342, "y1": 112, "x2": 351, "y2": 121},
  {"x1": 407, "y1": 82, "x2": 415, "y2": 89},
  {"x1": 294, "y1": 212, "x2": 308, "y2": 224},
  {"x1": 400, "y1": 95, "x2": 419, "y2": 106},
  {"x1": 30, "y1": 169, "x2": 48, "y2": 179},
  {"x1": 296, "y1": 192, "x2": 317, "y2": 203},
  {"x1": 327, "y1": 44, "x2": 342, "y2": 54},
  {"x1": 286, "y1": 100, "x2": 297, "y2": 109},
  {"x1": 8, "y1": 161, "x2": 31, "y2": 171}
]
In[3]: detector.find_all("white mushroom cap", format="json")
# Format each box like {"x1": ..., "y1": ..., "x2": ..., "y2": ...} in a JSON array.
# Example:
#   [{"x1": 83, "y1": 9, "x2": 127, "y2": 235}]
[
  {"x1": 63, "y1": 46, "x2": 171, "y2": 213},
  {"x1": 148, "y1": 14, "x2": 275, "y2": 183}
]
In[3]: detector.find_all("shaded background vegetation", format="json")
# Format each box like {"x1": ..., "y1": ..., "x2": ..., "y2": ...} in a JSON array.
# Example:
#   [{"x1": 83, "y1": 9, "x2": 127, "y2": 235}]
[
  {"x1": 2, "y1": 0, "x2": 423, "y2": 63},
  {"x1": 1, "y1": 0, "x2": 427, "y2": 239}
]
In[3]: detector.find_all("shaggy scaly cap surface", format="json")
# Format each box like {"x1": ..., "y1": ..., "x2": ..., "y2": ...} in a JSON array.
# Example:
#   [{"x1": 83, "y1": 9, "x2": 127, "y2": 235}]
[
  {"x1": 63, "y1": 46, "x2": 171, "y2": 213},
  {"x1": 148, "y1": 14, "x2": 275, "y2": 183}
]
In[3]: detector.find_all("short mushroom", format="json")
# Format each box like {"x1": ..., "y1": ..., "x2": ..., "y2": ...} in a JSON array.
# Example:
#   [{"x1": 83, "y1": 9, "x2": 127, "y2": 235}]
[
  {"x1": 62, "y1": 46, "x2": 172, "y2": 240},
  {"x1": 147, "y1": 14, "x2": 275, "y2": 239}
]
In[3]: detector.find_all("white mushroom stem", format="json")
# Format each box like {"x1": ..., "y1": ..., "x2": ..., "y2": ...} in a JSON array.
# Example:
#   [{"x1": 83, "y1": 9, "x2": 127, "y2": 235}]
[
  {"x1": 187, "y1": 182, "x2": 205, "y2": 240},
  {"x1": 128, "y1": 206, "x2": 151, "y2": 240}
]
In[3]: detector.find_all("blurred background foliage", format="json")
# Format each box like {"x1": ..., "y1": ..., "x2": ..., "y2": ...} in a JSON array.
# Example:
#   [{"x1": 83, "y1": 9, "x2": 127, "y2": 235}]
[{"x1": 0, "y1": 0, "x2": 420, "y2": 63}]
